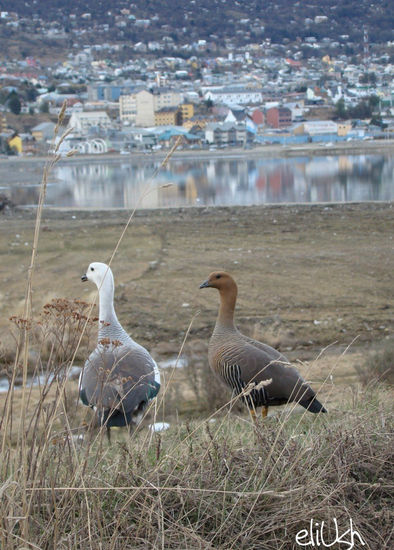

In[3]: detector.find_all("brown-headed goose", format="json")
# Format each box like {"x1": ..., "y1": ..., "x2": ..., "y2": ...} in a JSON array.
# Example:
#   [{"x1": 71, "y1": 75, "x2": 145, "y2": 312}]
[
  {"x1": 80, "y1": 262, "x2": 160, "y2": 440},
  {"x1": 200, "y1": 271, "x2": 326, "y2": 419}
]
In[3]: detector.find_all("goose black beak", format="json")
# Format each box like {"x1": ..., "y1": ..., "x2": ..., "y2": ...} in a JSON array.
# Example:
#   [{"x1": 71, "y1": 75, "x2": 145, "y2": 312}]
[
  {"x1": 81, "y1": 274, "x2": 88, "y2": 282},
  {"x1": 199, "y1": 279, "x2": 210, "y2": 289}
]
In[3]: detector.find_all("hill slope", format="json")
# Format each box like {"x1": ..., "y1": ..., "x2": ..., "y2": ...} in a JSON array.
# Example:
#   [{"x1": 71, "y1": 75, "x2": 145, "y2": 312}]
[{"x1": 0, "y1": 0, "x2": 392, "y2": 48}]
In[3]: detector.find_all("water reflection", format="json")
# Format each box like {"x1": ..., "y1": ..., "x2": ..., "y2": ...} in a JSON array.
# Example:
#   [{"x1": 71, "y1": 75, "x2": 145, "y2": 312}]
[{"x1": 5, "y1": 154, "x2": 394, "y2": 208}]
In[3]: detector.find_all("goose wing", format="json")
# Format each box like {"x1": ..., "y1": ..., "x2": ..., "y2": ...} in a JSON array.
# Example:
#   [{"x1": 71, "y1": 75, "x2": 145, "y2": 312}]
[
  {"x1": 80, "y1": 345, "x2": 160, "y2": 415},
  {"x1": 213, "y1": 337, "x2": 315, "y2": 405}
]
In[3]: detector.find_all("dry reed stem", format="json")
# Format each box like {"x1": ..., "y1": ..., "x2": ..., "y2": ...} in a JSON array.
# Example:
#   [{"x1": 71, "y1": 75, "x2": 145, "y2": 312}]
[
  {"x1": 0, "y1": 105, "x2": 106, "y2": 547},
  {"x1": 3, "y1": 101, "x2": 69, "y2": 543},
  {"x1": 233, "y1": 339, "x2": 359, "y2": 539},
  {"x1": 22, "y1": 485, "x2": 306, "y2": 496},
  {"x1": 67, "y1": 134, "x2": 182, "y2": 391},
  {"x1": 2, "y1": 121, "x2": 392, "y2": 548},
  {"x1": 0, "y1": 130, "x2": 183, "y2": 550}
]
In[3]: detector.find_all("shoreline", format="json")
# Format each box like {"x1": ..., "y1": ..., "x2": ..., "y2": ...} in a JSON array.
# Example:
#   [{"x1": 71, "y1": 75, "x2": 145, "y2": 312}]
[
  {"x1": 1, "y1": 138, "x2": 393, "y2": 167},
  {"x1": 9, "y1": 198, "x2": 394, "y2": 214}
]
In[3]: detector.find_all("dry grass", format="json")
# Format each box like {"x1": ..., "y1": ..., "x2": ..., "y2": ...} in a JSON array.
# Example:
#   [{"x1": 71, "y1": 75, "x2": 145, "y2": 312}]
[
  {"x1": 0, "y1": 268, "x2": 392, "y2": 550},
  {"x1": 355, "y1": 339, "x2": 394, "y2": 387},
  {"x1": 0, "y1": 345, "x2": 392, "y2": 549},
  {"x1": 0, "y1": 108, "x2": 393, "y2": 549}
]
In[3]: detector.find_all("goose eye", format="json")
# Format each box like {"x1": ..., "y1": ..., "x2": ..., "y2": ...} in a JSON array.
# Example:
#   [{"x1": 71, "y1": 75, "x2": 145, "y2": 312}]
[{"x1": 90, "y1": 267, "x2": 94, "y2": 272}]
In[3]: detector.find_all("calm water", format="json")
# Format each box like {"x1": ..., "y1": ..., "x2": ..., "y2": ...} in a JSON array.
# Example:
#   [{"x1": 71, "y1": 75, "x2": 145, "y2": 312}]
[{"x1": 3, "y1": 154, "x2": 394, "y2": 208}]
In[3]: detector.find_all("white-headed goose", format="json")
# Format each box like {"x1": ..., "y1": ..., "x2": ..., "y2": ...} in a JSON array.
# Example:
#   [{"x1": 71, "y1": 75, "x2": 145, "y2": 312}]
[
  {"x1": 80, "y1": 262, "x2": 160, "y2": 439},
  {"x1": 200, "y1": 271, "x2": 326, "y2": 419}
]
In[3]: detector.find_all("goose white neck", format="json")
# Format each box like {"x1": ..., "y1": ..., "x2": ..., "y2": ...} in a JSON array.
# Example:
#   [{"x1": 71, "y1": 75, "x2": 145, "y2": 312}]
[
  {"x1": 97, "y1": 273, "x2": 115, "y2": 319},
  {"x1": 96, "y1": 271, "x2": 123, "y2": 338}
]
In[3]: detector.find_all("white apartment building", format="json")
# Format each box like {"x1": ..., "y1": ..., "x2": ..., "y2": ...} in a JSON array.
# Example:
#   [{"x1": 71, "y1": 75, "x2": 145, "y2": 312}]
[
  {"x1": 299, "y1": 120, "x2": 338, "y2": 135},
  {"x1": 119, "y1": 94, "x2": 137, "y2": 123},
  {"x1": 120, "y1": 89, "x2": 182, "y2": 126},
  {"x1": 135, "y1": 90, "x2": 156, "y2": 126},
  {"x1": 68, "y1": 111, "x2": 112, "y2": 134},
  {"x1": 203, "y1": 87, "x2": 263, "y2": 106}
]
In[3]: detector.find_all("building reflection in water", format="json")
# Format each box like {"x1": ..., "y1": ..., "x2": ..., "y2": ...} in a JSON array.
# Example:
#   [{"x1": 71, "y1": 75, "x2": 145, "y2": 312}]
[{"x1": 5, "y1": 154, "x2": 393, "y2": 208}]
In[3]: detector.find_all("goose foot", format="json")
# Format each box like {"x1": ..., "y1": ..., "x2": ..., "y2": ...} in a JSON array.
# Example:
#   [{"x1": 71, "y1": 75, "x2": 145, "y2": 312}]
[{"x1": 249, "y1": 408, "x2": 257, "y2": 423}]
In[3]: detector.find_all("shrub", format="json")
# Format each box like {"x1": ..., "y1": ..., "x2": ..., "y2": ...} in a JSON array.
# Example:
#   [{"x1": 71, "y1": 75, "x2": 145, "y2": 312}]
[{"x1": 355, "y1": 339, "x2": 394, "y2": 386}]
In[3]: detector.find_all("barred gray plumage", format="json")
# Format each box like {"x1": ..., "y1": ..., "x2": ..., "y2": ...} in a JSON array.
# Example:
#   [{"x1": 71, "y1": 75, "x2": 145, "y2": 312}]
[{"x1": 200, "y1": 271, "x2": 327, "y2": 417}]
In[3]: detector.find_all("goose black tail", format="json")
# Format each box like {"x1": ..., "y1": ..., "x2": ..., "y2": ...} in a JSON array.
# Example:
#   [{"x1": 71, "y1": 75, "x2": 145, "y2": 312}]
[{"x1": 300, "y1": 396, "x2": 327, "y2": 413}]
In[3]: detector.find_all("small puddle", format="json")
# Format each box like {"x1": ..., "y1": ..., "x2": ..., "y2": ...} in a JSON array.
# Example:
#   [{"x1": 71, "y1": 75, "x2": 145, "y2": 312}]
[
  {"x1": 157, "y1": 356, "x2": 188, "y2": 369},
  {"x1": 0, "y1": 358, "x2": 189, "y2": 393},
  {"x1": 0, "y1": 358, "x2": 191, "y2": 394},
  {"x1": 0, "y1": 366, "x2": 82, "y2": 393}
]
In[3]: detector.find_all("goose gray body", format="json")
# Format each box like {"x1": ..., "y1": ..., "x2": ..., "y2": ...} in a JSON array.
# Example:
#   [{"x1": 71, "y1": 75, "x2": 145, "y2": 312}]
[
  {"x1": 200, "y1": 271, "x2": 327, "y2": 415},
  {"x1": 80, "y1": 262, "x2": 160, "y2": 432}
]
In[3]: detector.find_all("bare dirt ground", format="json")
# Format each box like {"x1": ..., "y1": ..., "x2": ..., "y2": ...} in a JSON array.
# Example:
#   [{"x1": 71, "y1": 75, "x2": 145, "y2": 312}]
[{"x1": 0, "y1": 202, "x2": 393, "y2": 415}]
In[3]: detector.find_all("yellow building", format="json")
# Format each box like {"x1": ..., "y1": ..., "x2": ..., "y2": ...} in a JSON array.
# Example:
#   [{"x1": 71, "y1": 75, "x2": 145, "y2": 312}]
[
  {"x1": 0, "y1": 114, "x2": 7, "y2": 133},
  {"x1": 154, "y1": 108, "x2": 179, "y2": 126},
  {"x1": 337, "y1": 122, "x2": 351, "y2": 136},
  {"x1": 179, "y1": 103, "x2": 194, "y2": 121},
  {"x1": 182, "y1": 116, "x2": 210, "y2": 130},
  {"x1": 8, "y1": 134, "x2": 22, "y2": 154},
  {"x1": 134, "y1": 89, "x2": 182, "y2": 126}
]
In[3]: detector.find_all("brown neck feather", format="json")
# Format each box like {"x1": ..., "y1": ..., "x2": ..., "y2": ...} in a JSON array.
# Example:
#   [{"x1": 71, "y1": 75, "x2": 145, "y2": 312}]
[{"x1": 217, "y1": 283, "x2": 237, "y2": 328}]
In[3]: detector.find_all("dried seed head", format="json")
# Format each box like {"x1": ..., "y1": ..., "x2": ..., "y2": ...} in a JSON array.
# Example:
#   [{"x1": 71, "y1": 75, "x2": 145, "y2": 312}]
[{"x1": 255, "y1": 379, "x2": 272, "y2": 389}]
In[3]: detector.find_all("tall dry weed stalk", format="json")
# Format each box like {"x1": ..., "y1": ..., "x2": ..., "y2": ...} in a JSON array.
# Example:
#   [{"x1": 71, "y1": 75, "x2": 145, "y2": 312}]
[
  {"x1": 0, "y1": 110, "x2": 185, "y2": 547},
  {"x1": 0, "y1": 102, "x2": 78, "y2": 544},
  {"x1": 0, "y1": 112, "x2": 392, "y2": 549}
]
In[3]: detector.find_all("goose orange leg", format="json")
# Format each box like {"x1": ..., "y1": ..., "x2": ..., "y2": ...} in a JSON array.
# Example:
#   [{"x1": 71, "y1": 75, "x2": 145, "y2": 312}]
[
  {"x1": 249, "y1": 408, "x2": 257, "y2": 423},
  {"x1": 262, "y1": 406, "x2": 268, "y2": 418}
]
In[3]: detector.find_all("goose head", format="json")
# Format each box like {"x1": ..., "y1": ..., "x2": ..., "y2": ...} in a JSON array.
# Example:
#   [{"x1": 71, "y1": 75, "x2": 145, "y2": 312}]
[
  {"x1": 81, "y1": 262, "x2": 113, "y2": 289},
  {"x1": 199, "y1": 271, "x2": 237, "y2": 293}
]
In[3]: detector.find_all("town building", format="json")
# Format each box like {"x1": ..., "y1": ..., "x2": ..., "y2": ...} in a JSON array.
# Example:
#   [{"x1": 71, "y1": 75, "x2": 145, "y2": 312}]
[
  {"x1": 250, "y1": 108, "x2": 264, "y2": 125},
  {"x1": 68, "y1": 111, "x2": 112, "y2": 134},
  {"x1": 154, "y1": 107, "x2": 180, "y2": 126},
  {"x1": 31, "y1": 122, "x2": 56, "y2": 141},
  {"x1": 205, "y1": 122, "x2": 252, "y2": 146},
  {"x1": 179, "y1": 103, "x2": 194, "y2": 122},
  {"x1": 120, "y1": 89, "x2": 183, "y2": 126},
  {"x1": 0, "y1": 114, "x2": 7, "y2": 133},
  {"x1": 87, "y1": 83, "x2": 135, "y2": 102},
  {"x1": 135, "y1": 90, "x2": 156, "y2": 126},
  {"x1": 152, "y1": 102, "x2": 194, "y2": 126},
  {"x1": 293, "y1": 120, "x2": 338, "y2": 135},
  {"x1": 266, "y1": 107, "x2": 292, "y2": 128},
  {"x1": 119, "y1": 94, "x2": 137, "y2": 123},
  {"x1": 337, "y1": 122, "x2": 352, "y2": 136},
  {"x1": 8, "y1": 133, "x2": 22, "y2": 154},
  {"x1": 182, "y1": 115, "x2": 212, "y2": 131},
  {"x1": 203, "y1": 87, "x2": 263, "y2": 106}
]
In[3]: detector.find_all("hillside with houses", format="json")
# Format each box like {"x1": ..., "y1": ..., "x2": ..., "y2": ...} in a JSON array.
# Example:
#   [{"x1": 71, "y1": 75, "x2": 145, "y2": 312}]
[{"x1": 0, "y1": 0, "x2": 392, "y2": 155}]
